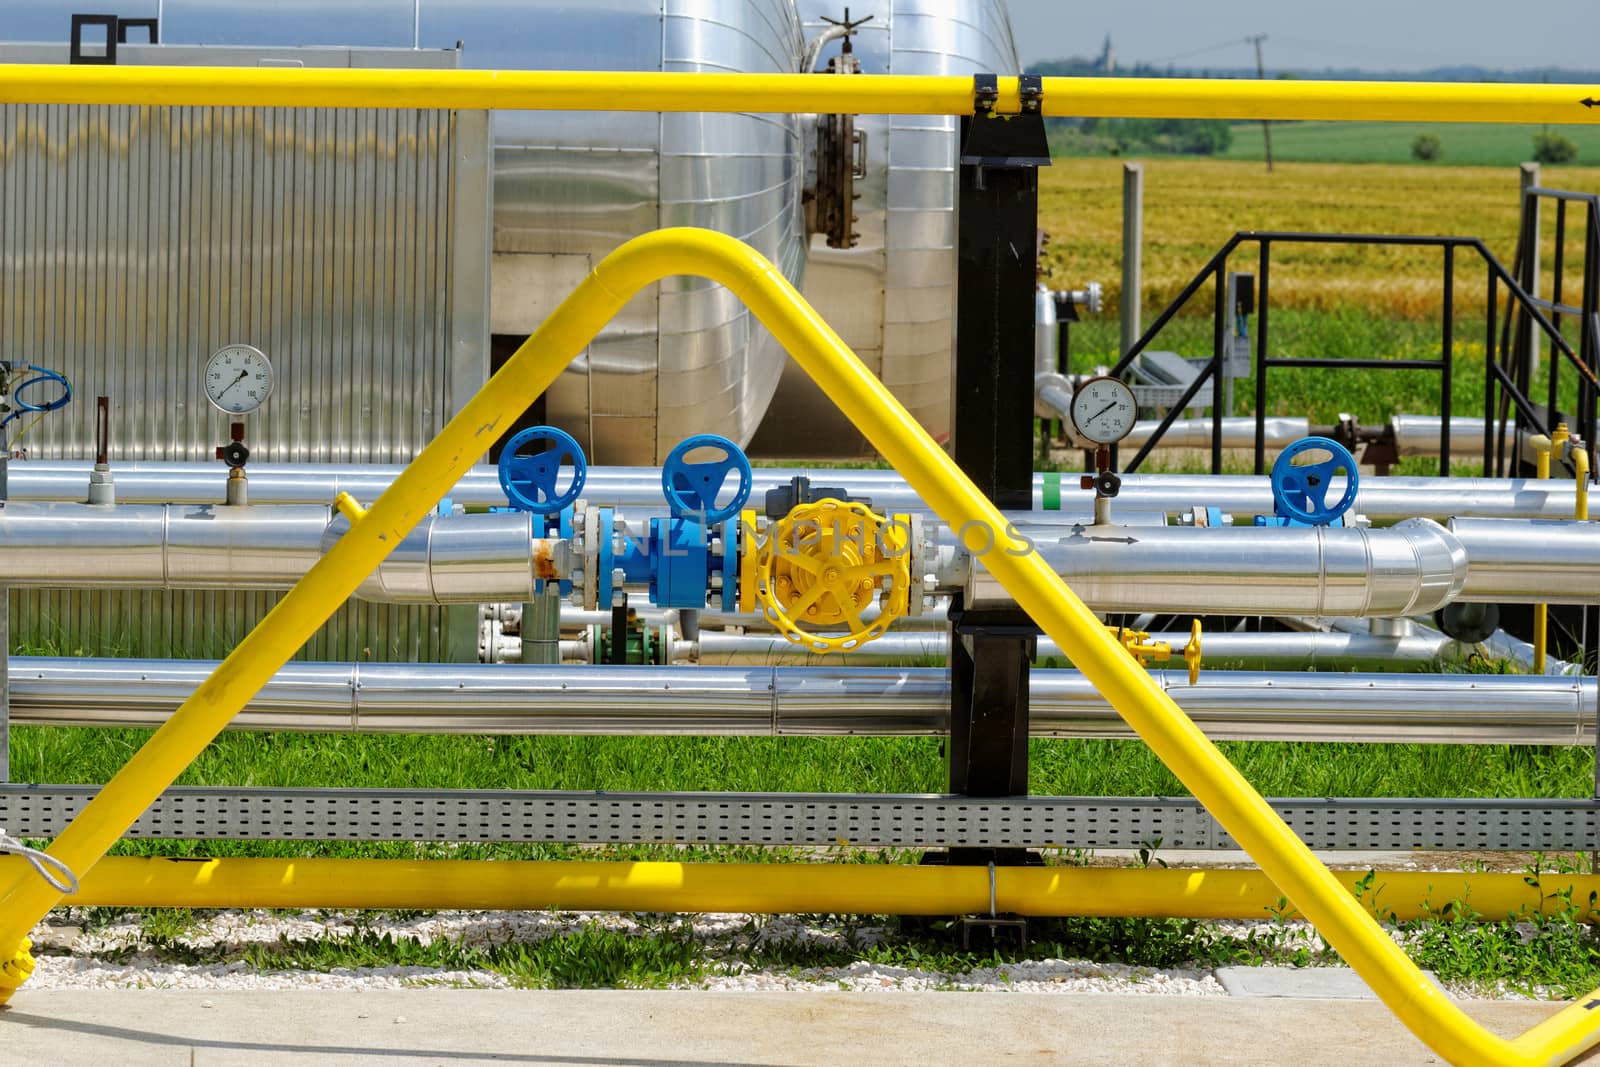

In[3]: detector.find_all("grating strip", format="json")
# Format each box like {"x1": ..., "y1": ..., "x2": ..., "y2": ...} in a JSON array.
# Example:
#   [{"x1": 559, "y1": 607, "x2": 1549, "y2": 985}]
[{"x1": 2, "y1": 787, "x2": 1595, "y2": 851}]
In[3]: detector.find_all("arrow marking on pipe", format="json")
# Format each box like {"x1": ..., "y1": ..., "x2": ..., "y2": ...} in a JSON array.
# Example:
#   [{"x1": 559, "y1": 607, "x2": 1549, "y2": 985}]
[{"x1": 1582, "y1": 96, "x2": 1599, "y2": 108}]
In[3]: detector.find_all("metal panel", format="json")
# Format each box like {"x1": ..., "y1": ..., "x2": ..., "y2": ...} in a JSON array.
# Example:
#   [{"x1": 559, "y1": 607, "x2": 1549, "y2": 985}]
[
  {"x1": 0, "y1": 46, "x2": 488, "y2": 659},
  {"x1": 3, "y1": 786, "x2": 1595, "y2": 851}
]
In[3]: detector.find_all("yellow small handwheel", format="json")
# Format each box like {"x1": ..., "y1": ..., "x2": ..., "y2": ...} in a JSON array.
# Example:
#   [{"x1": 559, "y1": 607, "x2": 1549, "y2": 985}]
[{"x1": 753, "y1": 498, "x2": 911, "y2": 653}]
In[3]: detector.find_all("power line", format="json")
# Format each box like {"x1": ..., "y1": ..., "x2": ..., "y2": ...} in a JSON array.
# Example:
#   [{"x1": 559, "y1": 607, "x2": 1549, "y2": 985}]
[{"x1": 1147, "y1": 36, "x2": 1250, "y2": 67}]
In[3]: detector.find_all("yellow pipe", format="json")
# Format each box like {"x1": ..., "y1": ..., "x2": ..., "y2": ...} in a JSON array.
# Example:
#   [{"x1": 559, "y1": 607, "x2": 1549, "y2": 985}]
[
  {"x1": 1532, "y1": 436, "x2": 1552, "y2": 673},
  {"x1": 1575, "y1": 449, "x2": 1590, "y2": 522},
  {"x1": 0, "y1": 227, "x2": 1591, "y2": 1064},
  {"x1": 0, "y1": 67, "x2": 1596, "y2": 125},
  {"x1": 8, "y1": 855, "x2": 1598, "y2": 922}
]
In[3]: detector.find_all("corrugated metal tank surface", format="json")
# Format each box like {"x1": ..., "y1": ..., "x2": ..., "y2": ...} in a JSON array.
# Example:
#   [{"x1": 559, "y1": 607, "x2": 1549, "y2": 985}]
[
  {"x1": 751, "y1": 0, "x2": 1020, "y2": 458},
  {"x1": 0, "y1": 58, "x2": 488, "y2": 659}
]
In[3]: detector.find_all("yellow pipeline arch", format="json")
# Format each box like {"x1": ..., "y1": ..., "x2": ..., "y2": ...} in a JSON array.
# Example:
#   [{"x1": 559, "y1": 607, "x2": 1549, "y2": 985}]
[{"x1": 0, "y1": 227, "x2": 1590, "y2": 1065}]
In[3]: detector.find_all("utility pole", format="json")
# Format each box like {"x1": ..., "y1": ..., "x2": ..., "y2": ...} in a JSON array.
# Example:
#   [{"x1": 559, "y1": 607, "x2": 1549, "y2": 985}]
[{"x1": 1247, "y1": 34, "x2": 1273, "y2": 172}]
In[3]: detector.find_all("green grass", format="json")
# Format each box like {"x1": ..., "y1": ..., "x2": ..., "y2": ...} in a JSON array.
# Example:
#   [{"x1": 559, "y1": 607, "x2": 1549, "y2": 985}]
[
  {"x1": 1222, "y1": 121, "x2": 1600, "y2": 167},
  {"x1": 14, "y1": 725, "x2": 1593, "y2": 862}
]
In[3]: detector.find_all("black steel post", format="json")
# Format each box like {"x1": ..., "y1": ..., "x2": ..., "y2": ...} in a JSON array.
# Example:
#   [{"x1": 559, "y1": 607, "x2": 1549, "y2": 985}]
[
  {"x1": 1441, "y1": 245, "x2": 1453, "y2": 476},
  {"x1": 1550, "y1": 199, "x2": 1566, "y2": 427},
  {"x1": 944, "y1": 76, "x2": 1049, "y2": 858},
  {"x1": 1485, "y1": 272, "x2": 1497, "y2": 476},
  {"x1": 953, "y1": 118, "x2": 1042, "y2": 508},
  {"x1": 1254, "y1": 241, "x2": 1270, "y2": 475},
  {"x1": 1583, "y1": 204, "x2": 1599, "y2": 456},
  {"x1": 1211, "y1": 263, "x2": 1226, "y2": 474}
]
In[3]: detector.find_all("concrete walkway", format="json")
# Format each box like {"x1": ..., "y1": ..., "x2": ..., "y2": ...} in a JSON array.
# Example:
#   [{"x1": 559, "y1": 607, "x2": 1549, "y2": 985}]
[{"x1": 0, "y1": 989, "x2": 1593, "y2": 1066}]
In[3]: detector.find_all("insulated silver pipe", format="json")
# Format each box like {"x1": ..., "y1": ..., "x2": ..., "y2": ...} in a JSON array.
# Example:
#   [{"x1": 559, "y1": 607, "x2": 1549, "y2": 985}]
[
  {"x1": 1124, "y1": 416, "x2": 1308, "y2": 451},
  {"x1": 1391, "y1": 414, "x2": 1526, "y2": 460},
  {"x1": 1107, "y1": 473, "x2": 1579, "y2": 522},
  {"x1": 966, "y1": 519, "x2": 1467, "y2": 616},
  {"x1": 689, "y1": 628, "x2": 1465, "y2": 669},
  {"x1": 7, "y1": 461, "x2": 1581, "y2": 520},
  {"x1": 1450, "y1": 517, "x2": 1600, "y2": 605},
  {"x1": 11, "y1": 658, "x2": 1592, "y2": 745},
  {"x1": 0, "y1": 503, "x2": 558, "y2": 604}
]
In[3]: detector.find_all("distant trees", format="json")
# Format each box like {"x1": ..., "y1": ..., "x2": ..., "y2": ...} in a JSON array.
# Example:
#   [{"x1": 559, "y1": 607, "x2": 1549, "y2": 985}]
[
  {"x1": 1411, "y1": 134, "x2": 1443, "y2": 161},
  {"x1": 1533, "y1": 132, "x2": 1578, "y2": 164},
  {"x1": 1049, "y1": 117, "x2": 1234, "y2": 157}
]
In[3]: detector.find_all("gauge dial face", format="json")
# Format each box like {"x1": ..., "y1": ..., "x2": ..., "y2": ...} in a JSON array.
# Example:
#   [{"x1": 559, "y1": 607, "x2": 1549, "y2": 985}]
[
  {"x1": 204, "y1": 344, "x2": 274, "y2": 415},
  {"x1": 1069, "y1": 375, "x2": 1137, "y2": 445}
]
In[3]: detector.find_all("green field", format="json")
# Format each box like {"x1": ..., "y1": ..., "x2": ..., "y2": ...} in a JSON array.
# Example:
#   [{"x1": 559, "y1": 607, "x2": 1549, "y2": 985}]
[{"x1": 1222, "y1": 120, "x2": 1600, "y2": 166}]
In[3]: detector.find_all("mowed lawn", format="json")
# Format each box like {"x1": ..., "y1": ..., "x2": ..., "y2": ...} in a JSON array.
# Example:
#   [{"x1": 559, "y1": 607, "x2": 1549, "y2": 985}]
[
  {"x1": 1223, "y1": 120, "x2": 1600, "y2": 168},
  {"x1": 1038, "y1": 157, "x2": 1600, "y2": 318}
]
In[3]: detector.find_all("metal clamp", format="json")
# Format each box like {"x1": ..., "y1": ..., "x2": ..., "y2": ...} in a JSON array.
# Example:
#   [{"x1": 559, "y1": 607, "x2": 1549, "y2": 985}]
[
  {"x1": 972, "y1": 73, "x2": 999, "y2": 115},
  {"x1": 1019, "y1": 74, "x2": 1043, "y2": 115}
]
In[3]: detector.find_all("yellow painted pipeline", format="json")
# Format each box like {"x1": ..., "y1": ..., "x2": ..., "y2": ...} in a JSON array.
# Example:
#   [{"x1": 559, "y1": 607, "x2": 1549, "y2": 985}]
[
  {"x1": 4, "y1": 855, "x2": 1596, "y2": 923},
  {"x1": 0, "y1": 67, "x2": 1596, "y2": 125},
  {"x1": 0, "y1": 229, "x2": 1596, "y2": 1065}
]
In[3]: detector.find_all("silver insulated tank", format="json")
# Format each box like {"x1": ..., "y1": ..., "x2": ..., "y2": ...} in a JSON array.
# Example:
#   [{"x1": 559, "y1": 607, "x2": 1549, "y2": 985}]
[{"x1": 752, "y1": 0, "x2": 1022, "y2": 458}]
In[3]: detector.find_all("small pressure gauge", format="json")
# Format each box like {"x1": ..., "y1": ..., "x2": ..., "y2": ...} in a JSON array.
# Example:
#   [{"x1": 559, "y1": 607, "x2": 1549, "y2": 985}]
[
  {"x1": 1069, "y1": 375, "x2": 1137, "y2": 445},
  {"x1": 204, "y1": 344, "x2": 274, "y2": 415}
]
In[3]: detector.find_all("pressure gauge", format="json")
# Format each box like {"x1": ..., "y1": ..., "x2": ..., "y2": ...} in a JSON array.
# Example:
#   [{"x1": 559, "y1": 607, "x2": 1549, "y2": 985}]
[
  {"x1": 204, "y1": 344, "x2": 274, "y2": 415},
  {"x1": 1068, "y1": 375, "x2": 1137, "y2": 445}
]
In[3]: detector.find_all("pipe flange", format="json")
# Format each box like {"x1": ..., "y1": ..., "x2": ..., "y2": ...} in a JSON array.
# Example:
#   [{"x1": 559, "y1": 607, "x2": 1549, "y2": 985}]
[{"x1": 579, "y1": 504, "x2": 601, "y2": 610}]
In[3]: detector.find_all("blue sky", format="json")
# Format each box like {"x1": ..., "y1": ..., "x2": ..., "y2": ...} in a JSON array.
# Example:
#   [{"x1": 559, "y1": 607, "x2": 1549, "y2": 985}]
[{"x1": 1009, "y1": 0, "x2": 1600, "y2": 71}]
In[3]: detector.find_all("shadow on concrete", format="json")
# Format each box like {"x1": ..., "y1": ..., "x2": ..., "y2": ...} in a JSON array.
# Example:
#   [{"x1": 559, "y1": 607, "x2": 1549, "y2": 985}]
[{"x1": 1, "y1": 1009, "x2": 767, "y2": 1067}]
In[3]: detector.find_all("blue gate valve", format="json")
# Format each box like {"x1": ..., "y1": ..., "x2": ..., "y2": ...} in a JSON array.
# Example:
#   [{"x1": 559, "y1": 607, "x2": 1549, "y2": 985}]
[
  {"x1": 498, "y1": 425, "x2": 587, "y2": 516},
  {"x1": 598, "y1": 435, "x2": 750, "y2": 611},
  {"x1": 661, "y1": 433, "x2": 752, "y2": 525},
  {"x1": 1258, "y1": 435, "x2": 1359, "y2": 527},
  {"x1": 498, "y1": 426, "x2": 586, "y2": 594}
]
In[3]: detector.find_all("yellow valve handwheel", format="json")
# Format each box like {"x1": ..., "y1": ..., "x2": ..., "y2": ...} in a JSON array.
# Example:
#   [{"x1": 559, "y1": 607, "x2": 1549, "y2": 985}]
[{"x1": 754, "y1": 498, "x2": 911, "y2": 653}]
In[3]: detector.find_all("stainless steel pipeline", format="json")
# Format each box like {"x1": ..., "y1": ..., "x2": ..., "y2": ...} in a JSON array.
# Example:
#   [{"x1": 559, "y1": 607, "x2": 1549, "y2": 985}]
[
  {"x1": 9, "y1": 461, "x2": 1580, "y2": 521},
  {"x1": 1391, "y1": 414, "x2": 1526, "y2": 460},
  {"x1": 965, "y1": 519, "x2": 1468, "y2": 616},
  {"x1": 11, "y1": 658, "x2": 1592, "y2": 745},
  {"x1": 10, "y1": 505, "x2": 1587, "y2": 617},
  {"x1": 1125, "y1": 417, "x2": 1308, "y2": 451},
  {"x1": 689, "y1": 628, "x2": 1466, "y2": 669},
  {"x1": 0, "y1": 503, "x2": 557, "y2": 604},
  {"x1": 1450, "y1": 517, "x2": 1600, "y2": 605}
]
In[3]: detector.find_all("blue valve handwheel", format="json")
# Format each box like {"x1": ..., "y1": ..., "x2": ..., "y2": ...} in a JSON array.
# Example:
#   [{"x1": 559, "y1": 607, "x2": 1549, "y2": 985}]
[
  {"x1": 661, "y1": 433, "x2": 752, "y2": 525},
  {"x1": 1271, "y1": 436, "x2": 1359, "y2": 526},
  {"x1": 498, "y1": 426, "x2": 587, "y2": 514}
]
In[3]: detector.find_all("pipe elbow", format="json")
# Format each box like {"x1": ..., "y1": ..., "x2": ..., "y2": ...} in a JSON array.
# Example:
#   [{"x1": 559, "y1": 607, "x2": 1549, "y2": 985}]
[{"x1": 1359, "y1": 518, "x2": 1468, "y2": 617}]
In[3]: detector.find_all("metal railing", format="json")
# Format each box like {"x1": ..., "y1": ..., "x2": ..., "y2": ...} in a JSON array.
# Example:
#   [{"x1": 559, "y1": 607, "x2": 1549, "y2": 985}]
[
  {"x1": 1505, "y1": 186, "x2": 1600, "y2": 476},
  {"x1": 1108, "y1": 230, "x2": 1600, "y2": 479}
]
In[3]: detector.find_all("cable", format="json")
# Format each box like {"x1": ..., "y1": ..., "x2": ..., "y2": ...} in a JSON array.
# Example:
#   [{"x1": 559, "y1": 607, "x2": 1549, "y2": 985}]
[
  {"x1": 0, "y1": 828, "x2": 78, "y2": 895},
  {"x1": 1147, "y1": 37, "x2": 1249, "y2": 67},
  {"x1": 0, "y1": 363, "x2": 73, "y2": 434}
]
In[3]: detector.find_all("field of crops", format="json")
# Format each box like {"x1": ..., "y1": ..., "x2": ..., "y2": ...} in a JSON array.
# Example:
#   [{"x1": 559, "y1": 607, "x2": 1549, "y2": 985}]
[
  {"x1": 1038, "y1": 157, "x2": 1599, "y2": 319},
  {"x1": 1222, "y1": 121, "x2": 1600, "y2": 168}
]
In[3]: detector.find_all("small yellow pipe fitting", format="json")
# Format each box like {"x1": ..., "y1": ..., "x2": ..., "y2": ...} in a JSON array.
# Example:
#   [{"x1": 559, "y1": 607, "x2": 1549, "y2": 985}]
[{"x1": 332, "y1": 491, "x2": 368, "y2": 523}]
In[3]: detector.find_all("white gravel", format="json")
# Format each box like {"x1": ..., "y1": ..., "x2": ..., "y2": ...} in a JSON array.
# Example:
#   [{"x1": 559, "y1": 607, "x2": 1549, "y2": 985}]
[
  {"x1": 15, "y1": 908, "x2": 1546, "y2": 1000},
  {"x1": 25, "y1": 909, "x2": 1229, "y2": 995}
]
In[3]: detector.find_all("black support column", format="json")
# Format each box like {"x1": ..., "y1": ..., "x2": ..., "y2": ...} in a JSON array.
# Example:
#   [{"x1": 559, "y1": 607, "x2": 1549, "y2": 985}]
[{"x1": 943, "y1": 76, "x2": 1049, "y2": 863}]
